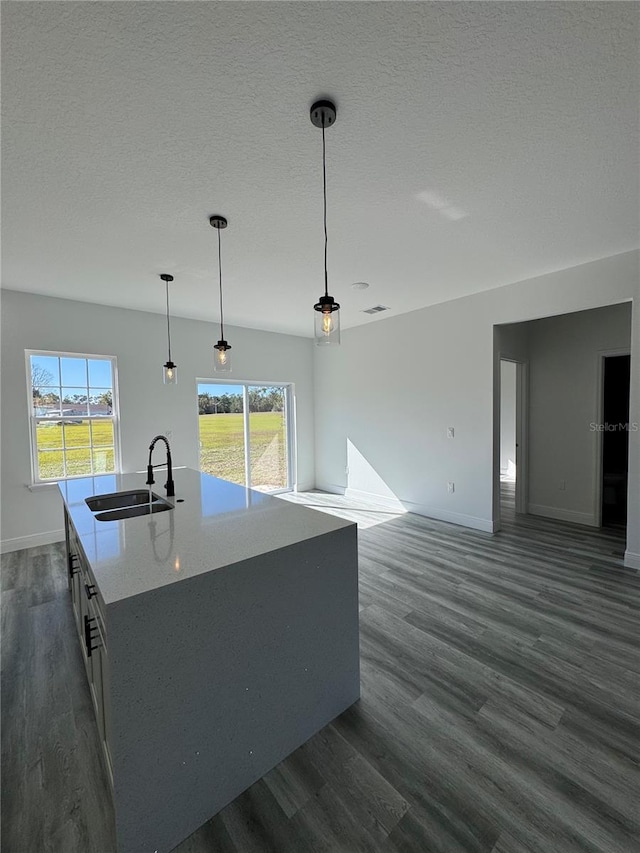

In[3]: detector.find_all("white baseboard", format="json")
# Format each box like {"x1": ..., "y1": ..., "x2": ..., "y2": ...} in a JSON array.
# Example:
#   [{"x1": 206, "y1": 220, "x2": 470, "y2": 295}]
[
  {"x1": 624, "y1": 551, "x2": 640, "y2": 570},
  {"x1": 403, "y1": 500, "x2": 494, "y2": 533},
  {"x1": 1, "y1": 528, "x2": 65, "y2": 554},
  {"x1": 344, "y1": 488, "x2": 406, "y2": 512},
  {"x1": 294, "y1": 481, "x2": 315, "y2": 493},
  {"x1": 315, "y1": 482, "x2": 346, "y2": 496},
  {"x1": 342, "y1": 487, "x2": 493, "y2": 533},
  {"x1": 528, "y1": 503, "x2": 598, "y2": 528}
]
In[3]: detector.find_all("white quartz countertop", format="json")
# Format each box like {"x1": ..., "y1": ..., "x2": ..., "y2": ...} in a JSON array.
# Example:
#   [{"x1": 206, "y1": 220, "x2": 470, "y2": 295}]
[{"x1": 58, "y1": 468, "x2": 355, "y2": 606}]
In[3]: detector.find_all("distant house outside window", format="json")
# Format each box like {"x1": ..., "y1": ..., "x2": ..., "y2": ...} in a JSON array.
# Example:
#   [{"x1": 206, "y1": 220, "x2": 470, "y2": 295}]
[{"x1": 27, "y1": 351, "x2": 120, "y2": 482}]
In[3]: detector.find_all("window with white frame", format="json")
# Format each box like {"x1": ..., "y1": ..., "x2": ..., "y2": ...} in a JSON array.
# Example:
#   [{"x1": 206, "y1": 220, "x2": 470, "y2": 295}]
[{"x1": 27, "y1": 351, "x2": 120, "y2": 482}]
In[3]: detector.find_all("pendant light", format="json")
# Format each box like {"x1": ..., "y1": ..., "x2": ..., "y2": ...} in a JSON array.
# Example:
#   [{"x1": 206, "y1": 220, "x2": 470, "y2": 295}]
[
  {"x1": 210, "y1": 215, "x2": 232, "y2": 372},
  {"x1": 160, "y1": 274, "x2": 177, "y2": 384},
  {"x1": 310, "y1": 99, "x2": 340, "y2": 345}
]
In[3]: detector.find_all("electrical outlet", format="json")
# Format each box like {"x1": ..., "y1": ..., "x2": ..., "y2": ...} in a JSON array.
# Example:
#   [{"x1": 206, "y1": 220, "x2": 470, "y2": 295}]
[
  {"x1": 559, "y1": 480, "x2": 566, "y2": 491},
  {"x1": 448, "y1": 482, "x2": 455, "y2": 494},
  {"x1": 447, "y1": 427, "x2": 455, "y2": 439},
  {"x1": 345, "y1": 466, "x2": 349, "y2": 475}
]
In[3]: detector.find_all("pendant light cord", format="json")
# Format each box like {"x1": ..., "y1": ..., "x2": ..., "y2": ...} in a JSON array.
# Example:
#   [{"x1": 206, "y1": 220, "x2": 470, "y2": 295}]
[
  {"x1": 165, "y1": 279, "x2": 172, "y2": 362},
  {"x1": 217, "y1": 225, "x2": 225, "y2": 339},
  {"x1": 322, "y1": 123, "x2": 329, "y2": 298}
]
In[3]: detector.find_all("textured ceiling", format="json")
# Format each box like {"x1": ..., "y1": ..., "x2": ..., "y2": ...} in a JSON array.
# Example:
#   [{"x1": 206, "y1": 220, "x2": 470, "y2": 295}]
[{"x1": 2, "y1": 2, "x2": 638, "y2": 337}]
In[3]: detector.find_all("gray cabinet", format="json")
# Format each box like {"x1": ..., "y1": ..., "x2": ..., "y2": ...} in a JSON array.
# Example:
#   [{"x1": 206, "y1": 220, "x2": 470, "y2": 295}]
[{"x1": 65, "y1": 510, "x2": 113, "y2": 782}]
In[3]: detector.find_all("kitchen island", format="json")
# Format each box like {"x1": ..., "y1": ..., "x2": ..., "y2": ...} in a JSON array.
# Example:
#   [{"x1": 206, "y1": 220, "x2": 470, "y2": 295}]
[{"x1": 59, "y1": 468, "x2": 359, "y2": 853}]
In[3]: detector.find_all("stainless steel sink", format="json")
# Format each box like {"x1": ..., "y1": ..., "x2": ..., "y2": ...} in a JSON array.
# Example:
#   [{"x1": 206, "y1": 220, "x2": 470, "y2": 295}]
[
  {"x1": 86, "y1": 489, "x2": 174, "y2": 521},
  {"x1": 86, "y1": 490, "x2": 161, "y2": 512},
  {"x1": 94, "y1": 502, "x2": 173, "y2": 522}
]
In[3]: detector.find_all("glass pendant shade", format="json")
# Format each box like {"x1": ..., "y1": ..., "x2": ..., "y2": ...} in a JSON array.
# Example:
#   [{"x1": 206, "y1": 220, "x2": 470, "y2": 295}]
[
  {"x1": 214, "y1": 341, "x2": 232, "y2": 373},
  {"x1": 163, "y1": 361, "x2": 177, "y2": 384},
  {"x1": 314, "y1": 296, "x2": 340, "y2": 345}
]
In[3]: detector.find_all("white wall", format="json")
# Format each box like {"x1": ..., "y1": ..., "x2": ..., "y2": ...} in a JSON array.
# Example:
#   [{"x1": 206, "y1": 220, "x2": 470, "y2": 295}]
[
  {"x1": 1, "y1": 289, "x2": 315, "y2": 551},
  {"x1": 526, "y1": 303, "x2": 632, "y2": 527},
  {"x1": 496, "y1": 321, "x2": 529, "y2": 364},
  {"x1": 314, "y1": 250, "x2": 640, "y2": 567},
  {"x1": 500, "y1": 361, "x2": 517, "y2": 477}
]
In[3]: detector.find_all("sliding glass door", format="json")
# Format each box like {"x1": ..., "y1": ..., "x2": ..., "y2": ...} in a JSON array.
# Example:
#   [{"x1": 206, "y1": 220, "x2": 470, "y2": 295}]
[
  {"x1": 197, "y1": 382, "x2": 292, "y2": 492},
  {"x1": 248, "y1": 386, "x2": 289, "y2": 491}
]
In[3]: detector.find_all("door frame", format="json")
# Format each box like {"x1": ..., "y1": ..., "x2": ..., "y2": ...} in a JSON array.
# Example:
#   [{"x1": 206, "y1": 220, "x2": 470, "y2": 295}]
[
  {"x1": 593, "y1": 348, "x2": 631, "y2": 528},
  {"x1": 196, "y1": 379, "x2": 296, "y2": 493},
  {"x1": 514, "y1": 360, "x2": 528, "y2": 514}
]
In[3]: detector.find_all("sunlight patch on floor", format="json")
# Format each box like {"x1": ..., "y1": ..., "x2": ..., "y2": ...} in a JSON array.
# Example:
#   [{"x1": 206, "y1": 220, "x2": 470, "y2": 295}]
[{"x1": 278, "y1": 490, "x2": 406, "y2": 530}]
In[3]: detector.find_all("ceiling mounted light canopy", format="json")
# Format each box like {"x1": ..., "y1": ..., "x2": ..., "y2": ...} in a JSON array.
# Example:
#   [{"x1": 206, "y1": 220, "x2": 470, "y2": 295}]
[
  {"x1": 210, "y1": 215, "x2": 232, "y2": 373},
  {"x1": 160, "y1": 274, "x2": 177, "y2": 384},
  {"x1": 310, "y1": 99, "x2": 340, "y2": 346}
]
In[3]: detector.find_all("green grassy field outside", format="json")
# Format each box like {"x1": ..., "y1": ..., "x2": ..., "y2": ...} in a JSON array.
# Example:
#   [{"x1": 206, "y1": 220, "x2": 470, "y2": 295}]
[
  {"x1": 199, "y1": 412, "x2": 287, "y2": 489},
  {"x1": 36, "y1": 413, "x2": 288, "y2": 489},
  {"x1": 36, "y1": 420, "x2": 115, "y2": 479}
]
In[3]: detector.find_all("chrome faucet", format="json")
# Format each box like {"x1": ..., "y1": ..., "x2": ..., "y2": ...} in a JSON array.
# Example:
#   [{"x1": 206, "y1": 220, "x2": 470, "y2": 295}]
[{"x1": 146, "y1": 435, "x2": 175, "y2": 497}]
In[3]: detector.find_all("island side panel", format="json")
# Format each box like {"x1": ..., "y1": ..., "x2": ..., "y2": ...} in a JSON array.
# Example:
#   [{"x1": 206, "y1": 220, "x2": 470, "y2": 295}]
[{"x1": 107, "y1": 522, "x2": 359, "y2": 853}]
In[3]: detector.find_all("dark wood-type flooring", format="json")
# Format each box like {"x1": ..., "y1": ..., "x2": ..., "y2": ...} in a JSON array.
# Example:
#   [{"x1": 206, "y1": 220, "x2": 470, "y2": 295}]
[{"x1": 2, "y1": 485, "x2": 639, "y2": 852}]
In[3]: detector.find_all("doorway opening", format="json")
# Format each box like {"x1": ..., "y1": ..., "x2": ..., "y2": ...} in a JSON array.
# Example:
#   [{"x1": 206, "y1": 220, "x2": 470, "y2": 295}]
[
  {"x1": 498, "y1": 358, "x2": 528, "y2": 522},
  {"x1": 600, "y1": 354, "x2": 631, "y2": 528}
]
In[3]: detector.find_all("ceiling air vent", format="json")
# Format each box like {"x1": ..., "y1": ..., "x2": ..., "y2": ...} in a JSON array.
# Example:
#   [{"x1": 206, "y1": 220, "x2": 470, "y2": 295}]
[{"x1": 362, "y1": 305, "x2": 390, "y2": 315}]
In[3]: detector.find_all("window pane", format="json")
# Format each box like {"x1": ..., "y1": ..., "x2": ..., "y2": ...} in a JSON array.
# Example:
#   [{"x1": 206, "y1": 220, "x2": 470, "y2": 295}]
[
  {"x1": 91, "y1": 420, "x2": 114, "y2": 447},
  {"x1": 88, "y1": 359, "x2": 112, "y2": 388},
  {"x1": 248, "y1": 386, "x2": 288, "y2": 492},
  {"x1": 31, "y1": 355, "x2": 60, "y2": 390},
  {"x1": 88, "y1": 389, "x2": 113, "y2": 414},
  {"x1": 33, "y1": 389, "x2": 61, "y2": 417},
  {"x1": 198, "y1": 384, "x2": 246, "y2": 485},
  {"x1": 63, "y1": 421, "x2": 91, "y2": 448},
  {"x1": 61, "y1": 389, "x2": 89, "y2": 417},
  {"x1": 92, "y1": 447, "x2": 114, "y2": 474},
  {"x1": 65, "y1": 448, "x2": 92, "y2": 477},
  {"x1": 36, "y1": 422, "x2": 63, "y2": 450},
  {"x1": 60, "y1": 357, "x2": 88, "y2": 388},
  {"x1": 38, "y1": 450, "x2": 64, "y2": 480}
]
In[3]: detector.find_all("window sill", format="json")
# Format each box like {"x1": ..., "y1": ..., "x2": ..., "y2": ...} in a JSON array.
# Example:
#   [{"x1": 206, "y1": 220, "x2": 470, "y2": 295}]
[{"x1": 26, "y1": 482, "x2": 61, "y2": 491}]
